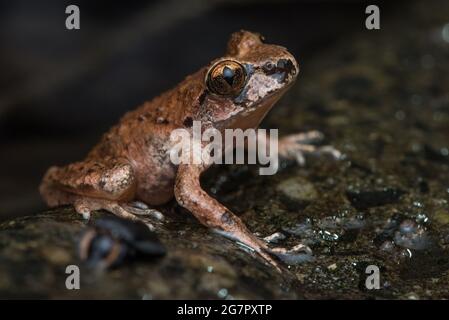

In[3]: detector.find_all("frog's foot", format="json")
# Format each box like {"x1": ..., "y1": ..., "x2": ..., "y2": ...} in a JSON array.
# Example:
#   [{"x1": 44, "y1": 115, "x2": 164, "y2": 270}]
[
  {"x1": 176, "y1": 164, "x2": 284, "y2": 272},
  {"x1": 279, "y1": 130, "x2": 342, "y2": 166},
  {"x1": 74, "y1": 197, "x2": 140, "y2": 221},
  {"x1": 213, "y1": 227, "x2": 282, "y2": 272},
  {"x1": 121, "y1": 201, "x2": 164, "y2": 221}
]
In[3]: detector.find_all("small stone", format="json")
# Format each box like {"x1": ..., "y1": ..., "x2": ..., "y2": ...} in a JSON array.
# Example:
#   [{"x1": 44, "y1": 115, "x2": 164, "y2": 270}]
[
  {"x1": 379, "y1": 240, "x2": 395, "y2": 252},
  {"x1": 271, "y1": 244, "x2": 314, "y2": 265},
  {"x1": 276, "y1": 177, "x2": 318, "y2": 209},
  {"x1": 346, "y1": 185, "x2": 404, "y2": 210},
  {"x1": 405, "y1": 292, "x2": 420, "y2": 300},
  {"x1": 327, "y1": 263, "x2": 337, "y2": 271}
]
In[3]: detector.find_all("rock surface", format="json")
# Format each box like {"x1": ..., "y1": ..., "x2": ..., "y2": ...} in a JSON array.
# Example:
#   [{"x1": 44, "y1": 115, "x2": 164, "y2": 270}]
[{"x1": 1, "y1": 1, "x2": 449, "y2": 299}]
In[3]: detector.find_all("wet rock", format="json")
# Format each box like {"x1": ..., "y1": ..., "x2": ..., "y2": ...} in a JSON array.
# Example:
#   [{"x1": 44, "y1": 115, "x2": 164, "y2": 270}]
[
  {"x1": 271, "y1": 244, "x2": 314, "y2": 265},
  {"x1": 393, "y1": 220, "x2": 431, "y2": 251},
  {"x1": 274, "y1": 252, "x2": 314, "y2": 265},
  {"x1": 375, "y1": 215, "x2": 432, "y2": 251},
  {"x1": 0, "y1": 208, "x2": 300, "y2": 299},
  {"x1": 373, "y1": 211, "x2": 447, "y2": 273}
]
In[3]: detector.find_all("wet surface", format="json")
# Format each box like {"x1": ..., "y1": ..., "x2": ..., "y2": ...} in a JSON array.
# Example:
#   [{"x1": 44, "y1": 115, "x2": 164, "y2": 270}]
[{"x1": 1, "y1": 1, "x2": 449, "y2": 299}]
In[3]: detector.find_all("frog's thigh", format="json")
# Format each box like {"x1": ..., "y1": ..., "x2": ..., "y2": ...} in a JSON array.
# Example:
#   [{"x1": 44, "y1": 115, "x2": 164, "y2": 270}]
[{"x1": 40, "y1": 157, "x2": 137, "y2": 205}]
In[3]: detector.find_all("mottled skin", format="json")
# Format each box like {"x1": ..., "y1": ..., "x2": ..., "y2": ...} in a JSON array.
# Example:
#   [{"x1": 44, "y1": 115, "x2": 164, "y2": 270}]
[{"x1": 40, "y1": 31, "x2": 339, "y2": 268}]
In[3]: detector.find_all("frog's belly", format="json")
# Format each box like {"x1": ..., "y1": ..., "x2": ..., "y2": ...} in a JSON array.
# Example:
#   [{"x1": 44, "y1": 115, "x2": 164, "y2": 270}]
[
  {"x1": 134, "y1": 161, "x2": 177, "y2": 205},
  {"x1": 124, "y1": 129, "x2": 178, "y2": 205}
]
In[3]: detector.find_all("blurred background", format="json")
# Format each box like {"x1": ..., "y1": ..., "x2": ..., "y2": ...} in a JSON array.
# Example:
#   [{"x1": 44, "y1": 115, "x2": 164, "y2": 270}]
[{"x1": 0, "y1": 0, "x2": 408, "y2": 219}]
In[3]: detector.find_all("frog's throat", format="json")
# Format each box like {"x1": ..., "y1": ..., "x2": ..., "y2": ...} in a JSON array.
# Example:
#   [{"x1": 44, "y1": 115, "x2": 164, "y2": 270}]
[{"x1": 220, "y1": 84, "x2": 292, "y2": 131}]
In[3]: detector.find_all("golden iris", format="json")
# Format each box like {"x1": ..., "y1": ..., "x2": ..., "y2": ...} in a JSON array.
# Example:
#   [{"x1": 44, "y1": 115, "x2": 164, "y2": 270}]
[{"x1": 206, "y1": 60, "x2": 246, "y2": 96}]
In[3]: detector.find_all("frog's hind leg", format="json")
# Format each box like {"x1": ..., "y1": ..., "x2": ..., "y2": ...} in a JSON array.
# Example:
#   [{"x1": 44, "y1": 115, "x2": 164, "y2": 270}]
[{"x1": 39, "y1": 157, "x2": 140, "y2": 220}]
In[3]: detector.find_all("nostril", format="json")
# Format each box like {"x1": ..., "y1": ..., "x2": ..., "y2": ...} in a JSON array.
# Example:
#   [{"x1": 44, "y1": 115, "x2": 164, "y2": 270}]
[
  {"x1": 277, "y1": 59, "x2": 289, "y2": 69},
  {"x1": 261, "y1": 57, "x2": 298, "y2": 83},
  {"x1": 277, "y1": 58, "x2": 296, "y2": 76}
]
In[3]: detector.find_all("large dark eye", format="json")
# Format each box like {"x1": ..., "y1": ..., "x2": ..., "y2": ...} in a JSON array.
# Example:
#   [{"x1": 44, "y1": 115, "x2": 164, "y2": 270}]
[{"x1": 206, "y1": 60, "x2": 246, "y2": 96}]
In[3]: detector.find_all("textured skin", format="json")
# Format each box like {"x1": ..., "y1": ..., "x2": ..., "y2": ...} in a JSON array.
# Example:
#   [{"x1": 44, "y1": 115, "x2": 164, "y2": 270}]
[{"x1": 40, "y1": 30, "x2": 302, "y2": 268}]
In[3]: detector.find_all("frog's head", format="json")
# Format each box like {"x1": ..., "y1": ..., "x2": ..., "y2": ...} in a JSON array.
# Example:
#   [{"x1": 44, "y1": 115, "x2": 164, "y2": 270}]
[{"x1": 202, "y1": 30, "x2": 299, "y2": 130}]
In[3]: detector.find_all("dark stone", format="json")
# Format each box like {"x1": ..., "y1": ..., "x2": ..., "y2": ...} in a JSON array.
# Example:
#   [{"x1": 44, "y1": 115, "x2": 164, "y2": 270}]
[{"x1": 346, "y1": 187, "x2": 405, "y2": 210}]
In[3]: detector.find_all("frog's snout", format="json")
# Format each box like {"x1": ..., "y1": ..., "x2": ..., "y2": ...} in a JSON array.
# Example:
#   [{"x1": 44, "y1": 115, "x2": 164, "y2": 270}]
[
  {"x1": 263, "y1": 53, "x2": 298, "y2": 84},
  {"x1": 283, "y1": 50, "x2": 300, "y2": 79},
  {"x1": 280, "y1": 56, "x2": 298, "y2": 82}
]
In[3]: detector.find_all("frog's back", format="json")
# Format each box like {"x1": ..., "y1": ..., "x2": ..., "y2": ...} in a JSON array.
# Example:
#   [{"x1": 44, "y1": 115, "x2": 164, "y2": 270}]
[{"x1": 85, "y1": 70, "x2": 207, "y2": 204}]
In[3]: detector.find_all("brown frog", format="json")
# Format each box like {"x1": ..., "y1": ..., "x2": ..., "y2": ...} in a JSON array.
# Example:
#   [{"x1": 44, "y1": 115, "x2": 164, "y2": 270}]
[{"x1": 40, "y1": 30, "x2": 340, "y2": 268}]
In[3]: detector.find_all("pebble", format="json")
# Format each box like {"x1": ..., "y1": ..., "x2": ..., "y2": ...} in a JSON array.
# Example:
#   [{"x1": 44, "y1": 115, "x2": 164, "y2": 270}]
[
  {"x1": 346, "y1": 185, "x2": 404, "y2": 210},
  {"x1": 327, "y1": 263, "x2": 338, "y2": 271},
  {"x1": 271, "y1": 243, "x2": 314, "y2": 265},
  {"x1": 276, "y1": 177, "x2": 318, "y2": 209}
]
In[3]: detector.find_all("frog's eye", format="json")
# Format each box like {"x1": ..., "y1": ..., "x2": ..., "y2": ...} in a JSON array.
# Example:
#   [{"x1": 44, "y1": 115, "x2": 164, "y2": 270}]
[{"x1": 206, "y1": 60, "x2": 246, "y2": 96}]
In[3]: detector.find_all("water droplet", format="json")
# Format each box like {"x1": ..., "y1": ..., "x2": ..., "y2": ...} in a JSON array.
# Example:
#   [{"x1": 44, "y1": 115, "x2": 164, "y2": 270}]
[
  {"x1": 413, "y1": 201, "x2": 424, "y2": 208},
  {"x1": 405, "y1": 248, "x2": 412, "y2": 258},
  {"x1": 217, "y1": 288, "x2": 228, "y2": 299},
  {"x1": 416, "y1": 213, "x2": 428, "y2": 223}
]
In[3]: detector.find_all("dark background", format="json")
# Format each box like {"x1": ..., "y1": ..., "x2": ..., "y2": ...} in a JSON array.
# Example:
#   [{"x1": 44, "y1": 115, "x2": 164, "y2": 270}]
[{"x1": 0, "y1": 0, "x2": 402, "y2": 219}]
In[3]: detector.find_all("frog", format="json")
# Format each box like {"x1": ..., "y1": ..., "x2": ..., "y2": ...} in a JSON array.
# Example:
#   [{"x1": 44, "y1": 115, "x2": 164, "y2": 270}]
[{"x1": 40, "y1": 30, "x2": 340, "y2": 269}]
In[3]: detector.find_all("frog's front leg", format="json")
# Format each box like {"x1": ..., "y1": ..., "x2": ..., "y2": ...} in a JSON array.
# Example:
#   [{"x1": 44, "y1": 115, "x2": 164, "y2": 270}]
[
  {"x1": 277, "y1": 130, "x2": 342, "y2": 165},
  {"x1": 174, "y1": 164, "x2": 281, "y2": 270}
]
